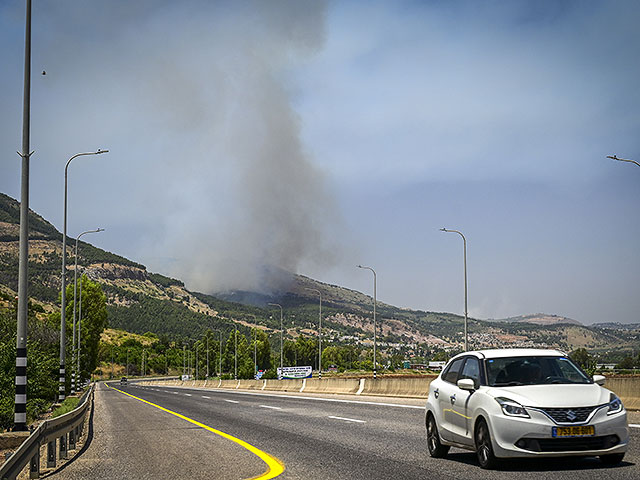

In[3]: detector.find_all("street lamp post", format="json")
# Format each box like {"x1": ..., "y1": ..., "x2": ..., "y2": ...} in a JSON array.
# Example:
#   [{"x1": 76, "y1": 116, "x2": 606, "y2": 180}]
[
  {"x1": 219, "y1": 331, "x2": 223, "y2": 377},
  {"x1": 14, "y1": 0, "x2": 32, "y2": 432},
  {"x1": 356, "y1": 266, "x2": 377, "y2": 379},
  {"x1": 305, "y1": 288, "x2": 322, "y2": 378},
  {"x1": 268, "y1": 303, "x2": 284, "y2": 371},
  {"x1": 206, "y1": 335, "x2": 209, "y2": 378},
  {"x1": 440, "y1": 228, "x2": 469, "y2": 352},
  {"x1": 59, "y1": 149, "x2": 108, "y2": 402},
  {"x1": 71, "y1": 228, "x2": 103, "y2": 394},
  {"x1": 607, "y1": 155, "x2": 640, "y2": 167},
  {"x1": 234, "y1": 326, "x2": 238, "y2": 380}
]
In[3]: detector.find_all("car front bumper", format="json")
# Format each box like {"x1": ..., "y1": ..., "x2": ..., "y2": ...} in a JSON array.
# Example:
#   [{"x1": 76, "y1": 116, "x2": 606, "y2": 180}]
[{"x1": 488, "y1": 407, "x2": 629, "y2": 458}]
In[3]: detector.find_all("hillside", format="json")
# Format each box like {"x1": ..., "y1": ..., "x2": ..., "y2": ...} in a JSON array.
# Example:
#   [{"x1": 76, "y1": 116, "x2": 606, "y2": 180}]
[
  {"x1": 1, "y1": 191, "x2": 639, "y2": 362},
  {"x1": 489, "y1": 313, "x2": 582, "y2": 326}
]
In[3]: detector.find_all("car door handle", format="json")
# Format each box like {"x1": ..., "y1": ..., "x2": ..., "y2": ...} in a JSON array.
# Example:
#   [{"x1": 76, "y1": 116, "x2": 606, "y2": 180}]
[
  {"x1": 434, "y1": 388, "x2": 439, "y2": 399},
  {"x1": 450, "y1": 394, "x2": 456, "y2": 404}
]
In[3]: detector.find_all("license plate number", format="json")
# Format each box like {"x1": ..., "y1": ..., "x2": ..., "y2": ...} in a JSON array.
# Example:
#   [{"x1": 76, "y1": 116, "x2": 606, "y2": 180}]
[{"x1": 552, "y1": 426, "x2": 595, "y2": 437}]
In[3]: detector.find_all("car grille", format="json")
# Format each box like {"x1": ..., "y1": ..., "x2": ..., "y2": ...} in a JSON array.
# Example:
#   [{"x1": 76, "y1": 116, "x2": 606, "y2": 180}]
[
  {"x1": 537, "y1": 406, "x2": 601, "y2": 424},
  {"x1": 516, "y1": 435, "x2": 620, "y2": 453}
]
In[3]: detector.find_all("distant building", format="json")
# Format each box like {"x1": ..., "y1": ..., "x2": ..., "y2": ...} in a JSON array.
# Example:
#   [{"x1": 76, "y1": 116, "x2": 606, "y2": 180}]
[
  {"x1": 597, "y1": 363, "x2": 617, "y2": 370},
  {"x1": 410, "y1": 363, "x2": 428, "y2": 370},
  {"x1": 428, "y1": 361, "x2": 447, "y2": 371}
]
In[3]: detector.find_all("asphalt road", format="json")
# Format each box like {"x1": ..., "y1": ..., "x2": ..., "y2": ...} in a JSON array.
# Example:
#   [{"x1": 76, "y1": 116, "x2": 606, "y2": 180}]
[{"x1": 50, "y1": 382, "x2": 639, "y2": 480}]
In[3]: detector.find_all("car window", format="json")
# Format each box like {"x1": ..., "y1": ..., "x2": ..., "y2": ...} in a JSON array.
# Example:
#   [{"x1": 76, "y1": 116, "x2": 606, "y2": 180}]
[
  {"x1": 459, "y1": 357, "x2": 481, "y2": 387},
  {"x1": 486, "y1": 356, "x2": 590, "y2": 386},
  {"x1": 555, "y1": 357, "x2": 590, "y2": 383},
  {"x1": 442, "y1": 358, "x2": 465, "y2": 384}
]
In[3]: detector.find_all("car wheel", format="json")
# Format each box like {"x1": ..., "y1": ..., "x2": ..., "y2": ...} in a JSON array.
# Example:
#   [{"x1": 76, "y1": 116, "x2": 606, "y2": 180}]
[
  {"x1": 475, "y1": 419, "x2": 498, "y2": 469},
  {"x1": 426, "y1": 413, "x2": 450, "y2": 458},
  {"x1": 600, "y1": 453, "x2": 625, "y2": 465}
]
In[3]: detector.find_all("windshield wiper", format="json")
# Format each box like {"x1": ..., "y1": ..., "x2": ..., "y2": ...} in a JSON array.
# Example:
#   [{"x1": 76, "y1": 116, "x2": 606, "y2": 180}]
[{"x1": 493, "y1": 381, "x2": 524, "y2": 387}]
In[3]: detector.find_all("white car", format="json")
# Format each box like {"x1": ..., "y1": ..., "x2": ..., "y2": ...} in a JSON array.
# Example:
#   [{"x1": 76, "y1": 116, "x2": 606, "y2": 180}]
[{"x1": 425, "y1": 349, "x2": 629, "y2": 469}]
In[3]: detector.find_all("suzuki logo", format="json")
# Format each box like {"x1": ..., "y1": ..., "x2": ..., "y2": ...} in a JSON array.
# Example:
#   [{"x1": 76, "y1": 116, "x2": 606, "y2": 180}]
[{"x1": 566, "y1": 410, "x2": 577, "y2": 421}]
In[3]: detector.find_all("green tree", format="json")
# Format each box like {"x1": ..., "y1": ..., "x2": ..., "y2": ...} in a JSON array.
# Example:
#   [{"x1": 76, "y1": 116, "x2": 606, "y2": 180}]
[
  {"x1": 61, "y1": 275, "x2": 107, "y2": 380},
  {"x1": 570, "y1": 348, "x2": 596, "y2": 374}
]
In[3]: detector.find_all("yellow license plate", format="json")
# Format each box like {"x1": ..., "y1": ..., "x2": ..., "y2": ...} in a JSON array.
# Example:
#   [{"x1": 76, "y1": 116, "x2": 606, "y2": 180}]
[{"x1": 552, "y1": 426, "x2": 595, "y2": 437}]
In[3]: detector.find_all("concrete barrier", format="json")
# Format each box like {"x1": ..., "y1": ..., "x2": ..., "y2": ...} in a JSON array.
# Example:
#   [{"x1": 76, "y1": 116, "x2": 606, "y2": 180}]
[
  {"x1": 359, "y1": 376, "x2": 434, "y2": 398},
  {"x1": 264, "y1": 379, "x2": 304, "y2": 392},
  {"x1": 219, "y1": 379, "x2": 238, "y2": 389},
  {"x1": 605, "y1": 377, "x2": 640, "y2": 411},
  {"x1": 237, "y1": 380, "x2": 264, "y2": 390},
  {"x1": 134, "y1": 374, "x2": 640, "y2": 410},
  {"x1": 302, "y1": 378, "x2": 361, "y2": 395}
]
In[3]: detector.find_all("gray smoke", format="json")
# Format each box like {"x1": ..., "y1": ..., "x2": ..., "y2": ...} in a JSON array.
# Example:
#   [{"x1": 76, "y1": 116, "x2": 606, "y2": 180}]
[{"x1": 28, "y1": 0, "x2": 338, "y2": 294}]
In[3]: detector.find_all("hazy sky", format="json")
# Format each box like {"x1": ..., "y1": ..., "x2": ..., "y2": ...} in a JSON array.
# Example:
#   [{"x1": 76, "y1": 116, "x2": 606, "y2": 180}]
[{"x1": 1, "y1": 0, "x2": 638, "y2": 324}]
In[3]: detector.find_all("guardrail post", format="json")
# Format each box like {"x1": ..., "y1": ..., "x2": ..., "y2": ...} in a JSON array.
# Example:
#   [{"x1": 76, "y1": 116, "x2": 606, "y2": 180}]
[
  {"x1": 69, "y1": 427, "x2": 76, "y2": 450},
  {"x1": 29, "y1": 448, "x2": 40, "y2": 479},
  {"x1": 47, "y1": 440, "x2": 56, "y2": 468},
  {"x1": 58, "y1": 434, "x2": 67, "y2": 460}
]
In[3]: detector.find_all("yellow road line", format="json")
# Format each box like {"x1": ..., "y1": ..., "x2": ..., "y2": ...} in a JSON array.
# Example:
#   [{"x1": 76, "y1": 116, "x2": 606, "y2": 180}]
[{"x1": 106, "y1": 383, "x2": 284, "y2": 479}]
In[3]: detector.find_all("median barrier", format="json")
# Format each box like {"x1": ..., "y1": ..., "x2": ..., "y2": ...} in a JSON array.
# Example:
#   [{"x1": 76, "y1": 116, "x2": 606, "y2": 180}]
[
  {"x1": 606, "y1": 377, "x2": 640, "y2": 410},
  {"x1": 264, "y1": 379, "x2": 304, "y2": 392},
  {"x1": 303, "y1": 378, "x2": 361, "y2": 395},
  {"x1": 219, "y1": 379, "x2": 238, "y2": 389},
  {"x1": 236, "y1": 380, "x2": 264, "y2": 390},
  {"x1": 359, "y1": 376, "x2": 434, "y2": 398}
]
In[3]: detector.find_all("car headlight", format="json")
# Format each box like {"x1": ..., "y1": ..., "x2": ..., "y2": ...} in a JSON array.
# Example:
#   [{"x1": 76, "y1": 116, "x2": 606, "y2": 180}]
[
  {"x1": 607, "y1": 393, "x2": 624, "y2": 415},
  {"x1": 496, "y1": 397, "x2": 530, "y2": 418}
]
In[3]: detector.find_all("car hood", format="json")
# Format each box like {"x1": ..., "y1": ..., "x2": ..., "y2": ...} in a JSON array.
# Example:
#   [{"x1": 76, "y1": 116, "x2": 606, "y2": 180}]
[{"x1": 487, "y1": 384, "x2": 611, "y2": 407}]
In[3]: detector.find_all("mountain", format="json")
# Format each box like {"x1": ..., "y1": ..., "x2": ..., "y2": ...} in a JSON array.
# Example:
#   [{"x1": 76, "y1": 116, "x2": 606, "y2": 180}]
[
  {"x1": 1, "y1": 191, "x2": 639, "y2": 360},
  {"x1": 489, "y1": 314, "x2": 582, "y2": 326}
]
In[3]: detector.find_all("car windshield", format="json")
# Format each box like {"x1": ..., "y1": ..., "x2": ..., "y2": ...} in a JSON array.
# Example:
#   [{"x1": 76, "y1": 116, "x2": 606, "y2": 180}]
[{"x1": 485, "y1": 356, "x2": 591, "y2": 386}]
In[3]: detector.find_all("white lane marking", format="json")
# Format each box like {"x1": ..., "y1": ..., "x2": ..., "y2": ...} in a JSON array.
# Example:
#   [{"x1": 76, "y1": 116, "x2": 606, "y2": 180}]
[
  {"x1": 172, "y1": 392, "x2": 179, "y2": 394},
  {"x1": 202, "y1": 396, "x2": 211, "y2": 399},
  {"x1": 225, "y1": 399, "x2": 239, "y2": 404},
  {"x1": 206, "y1": 389, "x2": 423, "y2": 409},
  {"x1": 630, "y1": 424, "x2": 640, "y2": 428},
  {"x1": 328, "y1": 416, "x2": 366, "y2": 423},
  {"x1": 184, "y1": 394, "x2": 192, "y2": 396},
  {"x1": 260, "y1": 405, "x2": 282, "y2": 410}
]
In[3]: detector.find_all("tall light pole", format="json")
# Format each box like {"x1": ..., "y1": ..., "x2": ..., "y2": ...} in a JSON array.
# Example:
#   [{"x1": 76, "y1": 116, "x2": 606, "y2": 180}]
[
  {"x1": 206, "y1": 334, "x2": 209, "y2": 378},
  {"x1": 218, "y1": 331, "x2": 223, "y2": 377},
  {"x1": 14, "y1": 0, "x2": 32, "y2": 432},
  {"x1": 248, "y1": 315, "x2": 258, "y2": 378},
  {"x1": 234, "y1": 326, "x2": 238, "y2": 380},
  {"x1": 71, "y1": 228, "x2": 103, "y2": 393},
  {"x1": 59, "y1": 148, "x2": 108, "y2": 401},
  {"x1": 268, "y1": 303, "x2": 284, "y2": 371},
  {"x1": 440, "y1": 228, "x2": 469, "y2": 352},
  {"x1": 357, "y1": 266, "x2": 377, "y2": 379},
  {"x1": 607, "y1": 155, "x2": 640, "y2": 167},
  {"x1": 305, "y1": 288, "x2": 322, "y2": 378}
]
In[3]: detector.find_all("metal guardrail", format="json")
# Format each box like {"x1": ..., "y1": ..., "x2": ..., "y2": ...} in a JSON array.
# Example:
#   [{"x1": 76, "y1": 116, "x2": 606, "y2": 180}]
[{"x1": 0, "y1": 384, "x2": 94, "y2": 480}]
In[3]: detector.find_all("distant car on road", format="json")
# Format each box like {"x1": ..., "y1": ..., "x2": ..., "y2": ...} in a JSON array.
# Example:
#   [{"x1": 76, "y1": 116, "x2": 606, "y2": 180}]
[
  {"x1": 120, "y1": 377, "x2": 127, "y2": 384},
  {"x1": 425, "y1": 348, "x2": 629, "y2": 469}
]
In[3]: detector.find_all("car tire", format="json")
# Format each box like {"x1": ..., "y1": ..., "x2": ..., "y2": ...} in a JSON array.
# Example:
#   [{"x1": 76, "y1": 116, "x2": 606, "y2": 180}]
[
  {"x1": 475, "y1": 419, "x2": 498, "y2": 469},
  {"x1": 426, "y1": 413, "x2": 450, "y2": 458},
  {"x1": 600, "y1": 453, "x2": 625, "y2": 465}
]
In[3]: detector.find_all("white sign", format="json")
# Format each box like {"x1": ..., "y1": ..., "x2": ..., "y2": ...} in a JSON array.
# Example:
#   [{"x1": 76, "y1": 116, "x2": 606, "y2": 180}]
[
  {"x1": 181, "y1": 375, "x2": 190, "y2": 381},
  {"x1": 277, "y1": 366, "x2": 312, "y2": 380}
]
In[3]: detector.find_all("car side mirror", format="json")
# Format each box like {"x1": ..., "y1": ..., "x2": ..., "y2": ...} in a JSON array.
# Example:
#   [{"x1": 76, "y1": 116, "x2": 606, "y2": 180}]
[
  {"x1": 593, "y1": 375, "x2": 606, "y2": 386},
  {"x1": 457, "y1": 378, "x2": 476, "y2": 391}
]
